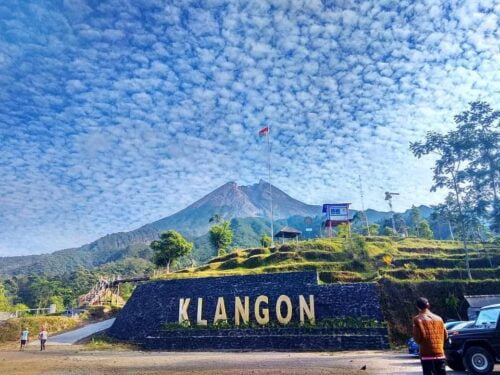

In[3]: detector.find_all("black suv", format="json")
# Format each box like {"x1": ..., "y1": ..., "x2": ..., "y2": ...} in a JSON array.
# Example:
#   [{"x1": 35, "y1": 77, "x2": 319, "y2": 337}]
[{"x1": 445, "y1": 303, "x2": 500, "y2": 374}]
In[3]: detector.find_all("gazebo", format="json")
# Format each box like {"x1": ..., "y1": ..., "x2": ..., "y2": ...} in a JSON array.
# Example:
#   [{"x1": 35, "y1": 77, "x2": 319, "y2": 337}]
[{"x1": 274, "y1": 226, "x2": 301, "y2": 243}]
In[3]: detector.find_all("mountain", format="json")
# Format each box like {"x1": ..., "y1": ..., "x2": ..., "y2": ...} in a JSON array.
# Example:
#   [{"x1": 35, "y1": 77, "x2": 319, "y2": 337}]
[
  {"x1": 142, "y1": 180, "x2": 321, "y2": 237},
  {"x1": 0, "y1": 181, "x2": 433, "y2": 276}
]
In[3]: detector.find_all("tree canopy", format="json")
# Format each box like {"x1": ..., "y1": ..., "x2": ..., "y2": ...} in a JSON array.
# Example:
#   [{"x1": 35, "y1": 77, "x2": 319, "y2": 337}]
[
  {"x1": 209, "y1": 221, "x2": 233, "y2": 256},
  {"x1": 150, "y1": 230, "x2": 193, "y2": 272}
]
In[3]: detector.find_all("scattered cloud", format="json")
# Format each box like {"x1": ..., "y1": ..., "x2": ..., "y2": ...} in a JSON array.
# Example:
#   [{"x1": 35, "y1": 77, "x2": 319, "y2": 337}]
[{"x1": 0, "y1": 0, "x2": 498, "y2": 255}]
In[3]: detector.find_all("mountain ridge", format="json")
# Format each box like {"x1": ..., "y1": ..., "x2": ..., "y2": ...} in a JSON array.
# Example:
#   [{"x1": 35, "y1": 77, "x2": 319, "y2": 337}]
[{"x1": 0, "y1": 181, "x2": 433, "y2": 276}]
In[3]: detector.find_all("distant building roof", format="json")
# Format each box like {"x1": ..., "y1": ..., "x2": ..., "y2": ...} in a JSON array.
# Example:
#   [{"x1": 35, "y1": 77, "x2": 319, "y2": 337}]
[
  {"x1": 465, "y1": 295, "x2": 500, "y2": 308},
  {"x1": 322, "y1": 203, "x2": 351, "y2": 213},
  {"x1": 274, "y1": 226, "x2": 301, "y2": 238}
]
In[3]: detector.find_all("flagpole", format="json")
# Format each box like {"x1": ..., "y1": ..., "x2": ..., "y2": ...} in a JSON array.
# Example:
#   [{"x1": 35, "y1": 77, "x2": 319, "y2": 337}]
[{"x1": 266, "y1": 127, "x2": 274, "y2": 247}]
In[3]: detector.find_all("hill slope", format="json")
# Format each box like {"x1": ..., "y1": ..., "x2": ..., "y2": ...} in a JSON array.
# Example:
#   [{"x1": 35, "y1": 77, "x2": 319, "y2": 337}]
[{"x1": 0, "y1": 181, "x2": 433, "y2": 276}]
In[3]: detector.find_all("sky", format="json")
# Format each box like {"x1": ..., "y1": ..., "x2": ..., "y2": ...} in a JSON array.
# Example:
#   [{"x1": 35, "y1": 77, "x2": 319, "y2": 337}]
[{"x1": 0, "y1": 0, "x2": 498, "y2": 256}]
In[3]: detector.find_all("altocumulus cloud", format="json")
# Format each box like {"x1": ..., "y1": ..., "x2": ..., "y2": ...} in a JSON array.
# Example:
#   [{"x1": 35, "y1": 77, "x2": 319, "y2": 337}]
[{"x1": 0, "y1": 0, "x2": 498, "y2": 255}]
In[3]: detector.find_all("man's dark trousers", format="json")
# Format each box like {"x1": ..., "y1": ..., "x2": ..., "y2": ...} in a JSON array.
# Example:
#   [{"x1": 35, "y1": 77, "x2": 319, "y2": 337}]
[{"x1": 421, "y1": 359, "x2": 446, "y2": 375}]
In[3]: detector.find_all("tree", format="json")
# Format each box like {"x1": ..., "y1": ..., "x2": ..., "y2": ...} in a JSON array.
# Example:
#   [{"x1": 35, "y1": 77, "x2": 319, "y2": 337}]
[
  {"x1": 260, "y1": 234, "x2": 272, "y2": 247},
  {"x1": 410, "y1": 121, "x2": 473, "y2": 279},
  {"x1": 431, "y1": 194, "x2": 458, "y2": 240},
  {"x1": 368, "y1": 223, "x2": 380, "y2": 235},
  {"x1": 209, "y1": 221, "x2": 233, "y2": 256},
  {"x1": 418, "y1": 220, "x2": 434, "y2": 240},
  {"x1": 336, "y1": 223, "x2": 350, "y2": 238},
  {"x1": 49, "y1": 295, "x2": 65, "y2": 312},
  {"x1": 383, "y1": 227, "x2": 397, "y2": 236},
  {"x1": 454, "y1": 102, "x2": 499, "y2": 232},
  {"x1": 209, "y1": 214, "x2": 222, "y2": 224},
  {"x1": 410, "y1": 205, "x2": 421, "y2": 236},
  {"x1": 150, "y1": 230, "x2": 193, "y2": 273},
  {"x1": 0, "y1": 284, "x2": 11, "y2": 311},
  {"x1": 394, "y1": 213, "x2": 408, "y2": 237}
]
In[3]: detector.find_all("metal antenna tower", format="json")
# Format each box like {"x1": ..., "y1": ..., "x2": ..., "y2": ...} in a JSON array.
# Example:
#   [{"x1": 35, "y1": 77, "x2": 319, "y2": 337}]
[
  {"x1": 358, "y1": 175, "x2": 370, "y2": 235},
  {"x1": 385, "y1": 191, "x2": 400, "y2": 233}
]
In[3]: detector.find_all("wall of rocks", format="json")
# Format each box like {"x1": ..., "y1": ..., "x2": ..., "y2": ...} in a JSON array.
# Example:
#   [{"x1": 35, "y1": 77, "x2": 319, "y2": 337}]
[{"x1": 109, "y1": 271, "x2": 388, "y2": 350}]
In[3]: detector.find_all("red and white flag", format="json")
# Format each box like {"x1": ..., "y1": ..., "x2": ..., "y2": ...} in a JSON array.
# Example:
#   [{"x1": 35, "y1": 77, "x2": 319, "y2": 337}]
[{"x1": 259, "y1": 126, "x2": 269, "y2": 136}]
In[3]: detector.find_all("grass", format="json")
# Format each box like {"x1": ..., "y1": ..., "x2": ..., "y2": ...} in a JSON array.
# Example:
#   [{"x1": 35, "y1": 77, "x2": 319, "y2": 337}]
[
  {"x1": 82, "y1": 333, "x2": 137, "y2": 351},
  {"x1": 153, "y1": 236, "x2": 499, "y2": 283},
  {"x1": 0, "y1": 316, "x2": 81, "y2": 343}
]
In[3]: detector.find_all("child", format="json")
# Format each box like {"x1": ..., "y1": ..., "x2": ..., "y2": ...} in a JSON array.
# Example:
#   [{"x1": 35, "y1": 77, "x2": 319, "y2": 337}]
[
  {"x1": 20, "y1": 327, "x2": 29, "y2": 351},
  {"x1": 38, "y1": 328, "x2": 48, "y2": 351}
]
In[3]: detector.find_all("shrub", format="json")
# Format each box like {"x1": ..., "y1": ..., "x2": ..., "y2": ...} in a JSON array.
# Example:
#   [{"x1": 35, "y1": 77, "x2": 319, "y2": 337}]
[{"x1": 0, "y1": 316, "x2": 80, "y2": 343}]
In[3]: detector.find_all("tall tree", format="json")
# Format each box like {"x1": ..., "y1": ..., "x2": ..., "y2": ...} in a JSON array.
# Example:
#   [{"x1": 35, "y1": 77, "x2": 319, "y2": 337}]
[
  {"x1": 411, "y1": 129, "x2": 472, "y2": 278},
  {"x1": 431, "y1": 194, "x2": 458, "y2": 240},
  {"x1": 418, "y1": 220, "x2": 434, "y2": 240},
  {"x1": 410, "y1": 205, "x2": 421, "y2": 236},
  {"x1": 209, "y1": 221, "x2": 233, "y2": 256},
  {"x1": 150, "y1": 230, "x2": 193, "y2": 273},
  {"x1": 454, "y1": 101, "x2": 499, "y2": 232}
]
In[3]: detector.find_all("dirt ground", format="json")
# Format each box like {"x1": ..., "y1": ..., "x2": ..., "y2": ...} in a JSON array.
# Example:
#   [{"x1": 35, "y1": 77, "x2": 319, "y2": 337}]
[{"x1": 0, "y1": 346, "x2": 499, "y2": 375}]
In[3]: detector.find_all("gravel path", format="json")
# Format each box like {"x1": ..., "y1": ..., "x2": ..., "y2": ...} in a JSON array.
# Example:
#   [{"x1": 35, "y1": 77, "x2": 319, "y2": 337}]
[{"x1": 2, "y1": 348, "x2": 499, "y2": 375}]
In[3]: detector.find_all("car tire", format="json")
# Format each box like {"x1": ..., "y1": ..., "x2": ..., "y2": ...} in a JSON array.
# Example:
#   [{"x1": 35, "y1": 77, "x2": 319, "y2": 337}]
[
  {"x1": 464, "y1": 346, "x2": 494, "y2": 374},
  {"x1": 446, "y1": 359, "x2": 465, "y2": 371}
]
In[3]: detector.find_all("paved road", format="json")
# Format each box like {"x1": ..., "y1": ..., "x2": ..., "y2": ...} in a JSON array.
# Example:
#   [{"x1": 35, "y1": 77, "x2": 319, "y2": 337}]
[{"x1": 31, "y1": 318, "x2": 115, "y2": 346}]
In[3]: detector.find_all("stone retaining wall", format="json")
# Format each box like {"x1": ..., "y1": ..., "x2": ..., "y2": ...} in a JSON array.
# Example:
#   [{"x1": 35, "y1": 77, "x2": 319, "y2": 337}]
[{"x1": 109, "y1": 271, "x2": 388, "y2": 350}]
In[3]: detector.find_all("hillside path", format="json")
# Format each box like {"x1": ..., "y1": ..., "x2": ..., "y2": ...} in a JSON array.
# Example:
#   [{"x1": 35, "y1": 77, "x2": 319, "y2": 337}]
[{"x1": 31, "y1": 318, "x2": 115, "y2": 346}]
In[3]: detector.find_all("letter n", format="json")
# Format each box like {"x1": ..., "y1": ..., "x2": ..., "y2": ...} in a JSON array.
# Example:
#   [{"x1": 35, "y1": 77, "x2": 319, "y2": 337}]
[
  {"x1": 299, "y1": 295, "x2": 315, "y2": 324},
  {"x1": 235, "y1": 296, "x2": 249, "y2": 326}
]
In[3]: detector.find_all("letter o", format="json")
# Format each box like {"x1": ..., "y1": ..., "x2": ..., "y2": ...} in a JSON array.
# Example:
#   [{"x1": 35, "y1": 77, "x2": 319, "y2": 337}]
[{"x1": 276, "y1": 295, "x2": 292, "y2": 324}]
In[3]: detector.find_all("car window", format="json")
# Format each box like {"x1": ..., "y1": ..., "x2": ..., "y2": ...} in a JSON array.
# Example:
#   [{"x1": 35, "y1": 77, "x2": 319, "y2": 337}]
[{"x1": 474, "y1": 308, "x2": 500, "y2": 329}]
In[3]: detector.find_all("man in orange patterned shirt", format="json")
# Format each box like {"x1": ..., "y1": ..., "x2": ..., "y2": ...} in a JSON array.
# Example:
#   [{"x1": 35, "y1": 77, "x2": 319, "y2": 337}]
[{"x1": 413, "y1": 297, "x2": 448, "y2": 375}]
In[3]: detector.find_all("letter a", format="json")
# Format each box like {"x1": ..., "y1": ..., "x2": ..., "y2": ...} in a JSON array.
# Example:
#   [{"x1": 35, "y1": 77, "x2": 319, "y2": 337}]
[
  {"x1": 179, "y1": 298, "x2": 190, "y2": 324},
  {"x1": 213, "y1": 297, "x2": 228, "y2": 323},
  {"x1": 299, "y1": 295, "x2": 315, "y2": 324}
]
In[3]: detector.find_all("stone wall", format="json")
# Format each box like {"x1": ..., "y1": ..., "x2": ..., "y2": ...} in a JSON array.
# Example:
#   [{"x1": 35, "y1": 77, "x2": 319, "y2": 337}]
[{"x1": 109, "y1": 271, "x2": 388, "y2": 350}]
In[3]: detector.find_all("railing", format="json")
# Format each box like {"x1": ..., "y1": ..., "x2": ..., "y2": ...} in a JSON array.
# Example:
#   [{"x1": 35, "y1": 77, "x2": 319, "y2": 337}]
[{"x1": 78, "y1": 274, "x2": 150, "y2": 307}]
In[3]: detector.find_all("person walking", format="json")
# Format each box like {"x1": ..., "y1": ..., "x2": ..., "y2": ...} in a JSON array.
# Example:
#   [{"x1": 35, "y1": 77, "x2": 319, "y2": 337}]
[
  {"x1": 413, "y1": 297, "x2": 448, "y2": 375},
  {"x1": 19, "y1": 327, "x2": 29, "y2": 351},
  {"x1": 38, "y1": 328, "x2": 48, "y2": 351}
]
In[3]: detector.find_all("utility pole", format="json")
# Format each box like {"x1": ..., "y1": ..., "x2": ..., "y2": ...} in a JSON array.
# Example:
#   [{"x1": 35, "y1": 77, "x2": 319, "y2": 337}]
[
  {"x1": 267, "y1": 127, "x2": 274, "y2": 247},
  {"x1": 358, "y1": 175, "x2": 370, "y2": 235},
  {"x1": 259, "y1": 126, "x2": 274, "y2": 247},
  {"x1": 385, "y1": 192, "x2": 400, "y2": 233}
]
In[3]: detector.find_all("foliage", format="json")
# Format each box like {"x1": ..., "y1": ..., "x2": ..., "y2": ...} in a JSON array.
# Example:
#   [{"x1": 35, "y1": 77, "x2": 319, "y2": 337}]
[
  {"x1": 0, "y1": 283, "x2": 11, "y2": 311},
  {"x1": 260, "y1": 234, "x2": 272, "y2": 247},
  {"x1": 0, "y1": 316, "x2": 80, "y2": 343},
  {"x1": 161, "y1": 317, "x2": 384, "y2": 330},
  {"x1": 378, "y1": 279, "x2": 500, "y2": 344},
  {"x1": 409, "y1": 205, "x2": 421, "y2": 236},
  {"x1": 48, "y1": 296, "x2": 65, "y2": 312},
  {"x1": 383, "y1": 227, "x2": 397, "y2": 236},
  {"x1": 418, "y1": 220, "x2": 434, "y2": 240},
  {"x1": 410, "y1": 101, "x2": 499, "y2": 278},
  {"x1": 382, "y1": 254, "x2": 393, "y2": 267},
  {"x1": 368, "y1": 223, "x2": 380, "y2": 236},
  {"x1": 336, "y1": 223, "x2": 350, "y2": 238},
  {"x1": 150, "y1": 230, "x2": 194, "y2": 273},
  {"x1": 209, "y1": 221, "x2": 233, "y2": 256}
]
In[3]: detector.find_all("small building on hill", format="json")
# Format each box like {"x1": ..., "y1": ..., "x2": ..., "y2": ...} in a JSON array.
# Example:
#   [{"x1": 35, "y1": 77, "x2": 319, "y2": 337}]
[{"x1": 274, "y1": 226, "x2": 301, "y2": 243}]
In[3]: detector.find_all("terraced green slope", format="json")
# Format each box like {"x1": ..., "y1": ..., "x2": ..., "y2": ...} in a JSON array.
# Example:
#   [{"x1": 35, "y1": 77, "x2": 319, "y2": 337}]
[{"x1": 159, "y1": 236, "x2": 499, "y2": 282}]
